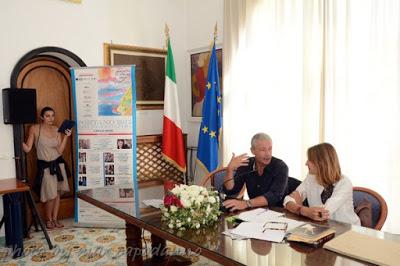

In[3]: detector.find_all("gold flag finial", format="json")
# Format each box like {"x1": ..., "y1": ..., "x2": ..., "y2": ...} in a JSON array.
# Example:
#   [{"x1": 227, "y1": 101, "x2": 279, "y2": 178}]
[
  {"x1": 165, "y1": 23, "x2": 170, "y2": 38},
  {"x1": 214, "y1": 23, "x2": 218, "y2": 41},
  {"x1": 165, "y1": 23, "x2": 170, "y2": 48}
]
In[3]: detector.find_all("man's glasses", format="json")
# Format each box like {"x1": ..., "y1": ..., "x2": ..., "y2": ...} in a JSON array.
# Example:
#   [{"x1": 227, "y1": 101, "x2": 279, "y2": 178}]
[{"x1": 262, "y1": 221, "x2": 288, "y2": 233}]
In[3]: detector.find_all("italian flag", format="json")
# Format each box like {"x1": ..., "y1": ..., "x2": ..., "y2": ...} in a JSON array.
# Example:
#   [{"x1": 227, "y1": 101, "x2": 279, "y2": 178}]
[{"x1": 162, "y1": 38, "x2": 186, "y2": 172}]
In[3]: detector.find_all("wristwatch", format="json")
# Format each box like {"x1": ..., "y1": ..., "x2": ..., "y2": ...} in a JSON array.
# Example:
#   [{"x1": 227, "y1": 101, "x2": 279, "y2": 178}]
[{"x1": 245, "y1": 200, "x2": 252, "y2": 209}]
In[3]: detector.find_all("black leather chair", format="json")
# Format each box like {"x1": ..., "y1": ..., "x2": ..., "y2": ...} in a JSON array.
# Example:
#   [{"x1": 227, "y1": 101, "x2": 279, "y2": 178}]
[
  {"x1": 279, "y1": 177, "x2": 309, "y2": 207},
  {"x1": 287, "y1": 177, "x2": 301, "y2": 195}
]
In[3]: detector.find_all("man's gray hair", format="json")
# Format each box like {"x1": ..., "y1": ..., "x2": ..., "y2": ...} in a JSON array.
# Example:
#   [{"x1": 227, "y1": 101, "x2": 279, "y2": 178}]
[{"x1": 251, "y1": 133, "x2": 272, "y2": 148}]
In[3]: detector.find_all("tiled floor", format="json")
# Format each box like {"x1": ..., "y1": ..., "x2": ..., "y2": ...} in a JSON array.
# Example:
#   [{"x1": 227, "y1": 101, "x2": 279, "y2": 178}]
[{"x1": 0, "y1": 218, "x2": 220, "y2": 265}]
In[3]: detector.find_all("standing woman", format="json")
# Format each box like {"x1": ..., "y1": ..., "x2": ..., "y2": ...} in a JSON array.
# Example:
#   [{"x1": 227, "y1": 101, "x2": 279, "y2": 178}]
[
  {"x1": 23, "y1": 107, "x2": 72, "y2": 229},
  {"x1": 284, "y1": 143, "x2": 360, "y2": 225}
]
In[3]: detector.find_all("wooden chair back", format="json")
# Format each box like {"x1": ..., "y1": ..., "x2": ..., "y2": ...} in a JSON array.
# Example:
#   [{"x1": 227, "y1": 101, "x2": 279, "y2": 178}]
[
  {"x1": 199, "y1": 167, "x2": 246, "y2": 199},
  {"x1": 353, "y1": 186, "x2": 388, "y2": 230}
]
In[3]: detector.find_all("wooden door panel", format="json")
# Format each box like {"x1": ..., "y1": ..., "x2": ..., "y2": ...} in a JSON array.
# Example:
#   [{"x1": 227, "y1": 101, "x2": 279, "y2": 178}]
[{"x1": 17, "y1": 57, "x2": 75, "y2": 219}]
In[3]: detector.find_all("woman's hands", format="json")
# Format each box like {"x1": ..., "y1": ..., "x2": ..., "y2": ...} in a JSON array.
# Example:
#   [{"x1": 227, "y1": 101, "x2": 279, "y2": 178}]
[
  {"x1": 286, "y1": 198, "x2": 329, "y2": 221},
  {"x1": 64, "y1": 129, "x2": 72, "y2": 137},
  {"x1": 57, "y1": 128, "x2": 73, "y2": 154},
  {"x1": 301, "y1": 206, "x2": 330, "y2": 221}
]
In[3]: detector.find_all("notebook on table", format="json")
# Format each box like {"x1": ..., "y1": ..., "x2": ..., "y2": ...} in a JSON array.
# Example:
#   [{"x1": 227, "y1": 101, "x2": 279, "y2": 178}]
[{"x1": 286, "y1": 223, "x2": 335, "y2": 248}]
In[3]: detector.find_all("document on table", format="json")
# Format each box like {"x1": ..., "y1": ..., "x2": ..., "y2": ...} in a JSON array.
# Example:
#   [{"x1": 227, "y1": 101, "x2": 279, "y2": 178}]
[
  {"x1": 230, "y1": 222, "x2": 286, "y2": 242},
  {"x1": 237, "y1": 208, "x2": 284, "y2": 222},
  {"x1": 142, "y1": 199, "x2": 164, "y2": 209}
]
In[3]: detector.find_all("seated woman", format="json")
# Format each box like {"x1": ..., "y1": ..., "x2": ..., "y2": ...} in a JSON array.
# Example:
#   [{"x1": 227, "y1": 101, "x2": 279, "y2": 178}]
[{"x1": 284, "y1": 143, "x2": 360, "y2": 225}]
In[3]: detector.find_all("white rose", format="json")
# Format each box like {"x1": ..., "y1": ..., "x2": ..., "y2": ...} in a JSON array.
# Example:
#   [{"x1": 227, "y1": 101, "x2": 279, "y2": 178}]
[
  {"x1": 181, "y1": 198, "x2": 192, "y2": 208},
  {"x1": 169, "y1": 223, "x2": 174, "y2": 229},
  {"x1": 177, "y1": 223, "x2": 182, "y2": 228},
  {"x1": 195, "y1": 223, "x2": 200, "y2": 229},
  {"x1": 208, "y1": 196, "x2": 216, "y2": 204},
  {"x1": 171, "y1": 186, "x2": 180, "y2": 195},
  {"x1": 201, "y1": 190, "x2": 209, "y2": 196},
  {"x1": 187, "y1": 217, "x2": 191, "y2": 223},
  {"x1": 195, "y1": 195, "x2": 204, "y2": 205},
  {"x1": 164, "y1": 212, "x2": 169, "y2": 217},
  {"x1": 170, "y1": 205, "x2": 177, "y2": 212},
  {"x1": 180, "y1": 191, "x2": 189, "y2": 200},
  {"x1": 187, "y1": 185, "x2": 200, "y2": 197}
]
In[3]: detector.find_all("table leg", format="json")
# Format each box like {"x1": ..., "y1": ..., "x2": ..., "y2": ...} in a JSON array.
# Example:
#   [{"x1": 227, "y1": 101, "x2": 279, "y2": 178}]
[
  {"x1": 126, "y1": 223, "x2": 143, "y2": 266},
  {"x1": 151, "y1": 233, "x2": 167, "y2": 260}
]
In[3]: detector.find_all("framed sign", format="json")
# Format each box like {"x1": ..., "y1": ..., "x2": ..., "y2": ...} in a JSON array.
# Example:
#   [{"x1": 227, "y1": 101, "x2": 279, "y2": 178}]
[
  {"x1": 104, "y1": 43, "x2": 167, "y2": 110},
  {"x1": 190, "y1": 45, "x2": 223, "y2": 118}
]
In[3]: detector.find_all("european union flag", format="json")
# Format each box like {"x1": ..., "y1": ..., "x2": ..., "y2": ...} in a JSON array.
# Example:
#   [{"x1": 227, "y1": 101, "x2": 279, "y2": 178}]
[{"x1": 197, "y1": 43, "x2": 222, "y2": 173}]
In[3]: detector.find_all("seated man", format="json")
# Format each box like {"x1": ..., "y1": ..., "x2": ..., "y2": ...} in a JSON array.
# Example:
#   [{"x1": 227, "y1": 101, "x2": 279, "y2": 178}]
[{"x1": 222, "y1": 133, "x2": 288, "y2": 211}]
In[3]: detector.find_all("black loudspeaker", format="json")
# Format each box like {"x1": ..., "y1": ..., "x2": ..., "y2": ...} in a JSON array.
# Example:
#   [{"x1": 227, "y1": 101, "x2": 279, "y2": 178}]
[{"x1": 2, "y1": 88, "x2": 37, "y2": 124}]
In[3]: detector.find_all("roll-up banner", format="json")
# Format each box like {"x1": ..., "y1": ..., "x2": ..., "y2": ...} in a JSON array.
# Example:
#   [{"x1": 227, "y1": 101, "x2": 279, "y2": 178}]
[{"x1": 71, "y1": 65, "x2": 137, "y2": 227}]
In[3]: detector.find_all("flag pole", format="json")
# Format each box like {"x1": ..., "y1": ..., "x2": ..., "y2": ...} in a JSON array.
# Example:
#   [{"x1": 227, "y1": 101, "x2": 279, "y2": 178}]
[
  {"x1": 209, "y1": 22, "x2": 218, "y2": 51},
  {"x1": 214, "y1": 22, "x2": 218, "y2": 42},
  {"x1": 164, "y1": 23, "x2": 169, "y2": 49}
]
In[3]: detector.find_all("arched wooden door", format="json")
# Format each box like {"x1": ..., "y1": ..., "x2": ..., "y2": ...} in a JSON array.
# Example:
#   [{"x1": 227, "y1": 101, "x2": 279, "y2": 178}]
[{"x1": 16, "y1": 56, "x2": 75, "y2": 219}]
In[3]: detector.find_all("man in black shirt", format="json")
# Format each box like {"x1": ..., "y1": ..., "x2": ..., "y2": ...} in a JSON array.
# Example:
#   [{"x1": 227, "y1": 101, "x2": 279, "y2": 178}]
[{"x1": 222, "y1": 133, "x2": 288, "y2": 211}]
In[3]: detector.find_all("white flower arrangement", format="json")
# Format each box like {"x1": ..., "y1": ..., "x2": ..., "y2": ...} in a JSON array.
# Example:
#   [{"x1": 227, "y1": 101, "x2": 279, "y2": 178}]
[{"x1": 161, "y1": 184, "x2": 221, "y2": 230}]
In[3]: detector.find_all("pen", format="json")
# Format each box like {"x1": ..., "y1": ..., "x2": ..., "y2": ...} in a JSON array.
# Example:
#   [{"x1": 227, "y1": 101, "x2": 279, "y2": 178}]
[{"x1": 256, "y1": 209, "x2": 267, "y2": 216}]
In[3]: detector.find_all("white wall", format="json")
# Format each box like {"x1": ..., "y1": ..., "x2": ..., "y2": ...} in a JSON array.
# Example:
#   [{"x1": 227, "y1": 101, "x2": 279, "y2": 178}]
[{"x1": 0, "y1": 0, "x2": 223, "y2": 179}]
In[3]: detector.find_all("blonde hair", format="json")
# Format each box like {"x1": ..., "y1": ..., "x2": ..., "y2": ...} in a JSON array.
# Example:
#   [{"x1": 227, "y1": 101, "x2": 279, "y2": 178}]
[{"x1": 307, "y1": 143, "x2": 341, "y2": 187}]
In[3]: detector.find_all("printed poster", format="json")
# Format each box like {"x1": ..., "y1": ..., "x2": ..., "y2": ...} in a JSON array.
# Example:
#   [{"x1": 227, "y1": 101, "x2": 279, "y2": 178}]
[{"x1": 71, "y1": 65, "x2": 137, "y2": 227}]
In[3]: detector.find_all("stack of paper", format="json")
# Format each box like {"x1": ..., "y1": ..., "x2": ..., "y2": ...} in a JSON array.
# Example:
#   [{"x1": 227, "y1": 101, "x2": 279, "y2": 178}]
[
  {"x1": 225, "y1": 209, "x2": 305, "y2": 242},
  {"x1": 230, "y1": 222, "x2": 286, "y2": 242},
  {"x1": 237, "y1": 208, "x2": 284, "y2": 222}
]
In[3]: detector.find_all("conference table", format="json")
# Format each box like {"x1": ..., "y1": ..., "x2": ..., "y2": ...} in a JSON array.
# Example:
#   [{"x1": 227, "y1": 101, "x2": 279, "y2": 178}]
[{"x1": 78, "y1": 187, "x2": 399, "y2": 266}]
